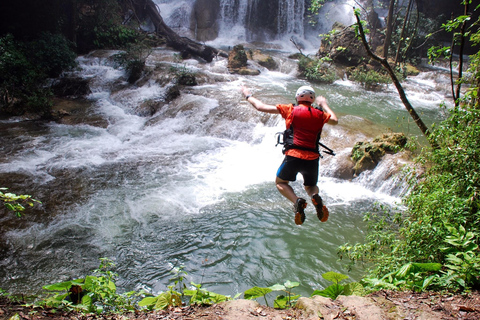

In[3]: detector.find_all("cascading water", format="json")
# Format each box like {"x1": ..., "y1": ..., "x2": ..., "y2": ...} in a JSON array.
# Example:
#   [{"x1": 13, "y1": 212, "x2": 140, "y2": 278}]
[
  {"x1": 0, "y1": 0, "x2": 454, "y2": 300},
  {"x1": 156, "y1": 0, "x2": 361, "y2": 50}
]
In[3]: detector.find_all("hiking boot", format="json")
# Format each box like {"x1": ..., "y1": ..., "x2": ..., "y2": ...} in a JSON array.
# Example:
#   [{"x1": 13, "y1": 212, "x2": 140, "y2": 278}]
[
  {"x1": 312, "y1": 194, "x2": 329, "y2": 222},
  {"x1": 294, "y1": 198, "x2": 307, "y2": 225}
]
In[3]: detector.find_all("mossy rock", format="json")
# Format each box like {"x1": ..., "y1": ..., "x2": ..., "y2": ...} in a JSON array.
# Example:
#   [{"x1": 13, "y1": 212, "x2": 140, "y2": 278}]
[
  {"x1": 405, "y1": 64, "x2": 420, "y2": 76},
  {"x1": 228, "y1": 44, "x2": 248, "y2": 71},
  {"x1": 251, "y1": 50, "x2": 278, "y2": 70},
  {"x1": 351, "y1": 133, "x2": 407, "y2": 176},
  {"x1": 237, "y1": 68, "x2": 261, "y2": 76}
]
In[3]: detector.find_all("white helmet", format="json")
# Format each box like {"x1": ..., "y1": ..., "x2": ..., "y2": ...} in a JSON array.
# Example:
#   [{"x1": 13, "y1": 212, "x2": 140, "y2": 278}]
[{"x1": 295, "y1": 86, "x2": 316, "y2": 103}]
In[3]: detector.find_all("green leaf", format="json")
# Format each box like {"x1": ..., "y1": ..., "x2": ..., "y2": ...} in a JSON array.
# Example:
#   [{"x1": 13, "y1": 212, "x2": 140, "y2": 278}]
[
  {"x1": 183, "y1": 289, "x2": 197, "y2": 297},
  {"x1": 411, "y1": 263, "x2": 442, "y2": 272},
  {"x1": 268, "y1": 284, "x2": 286, "y2": 291},
  {"x1": 138, "y1": 296, "x2": 158, "y2": 307},
  {"x1": 342, "y1": 282, "x2": 365, "y2": 296},
  {"x1": 244, "y1": 286, "x2": 272, "y2": 300},
  {"x1": 325, "y1": 284, "x2": 345, "y2": 299},
  {"x1": 396, "y1": 263, "x2": 414, "y2": 278},
  {"x1": 284, "y1": 280, "x2": 299, "y2": 289},
  {"x1": 154, "y1": 293, "x2": 172, "y2": 310},
  {"x1": 43, "y1": 279, "x2": 84, "y2": 291},
  {"x1": 422, "y1": 275, "x2": 437, "y2": 291},
  {"x1": 322, "y1": 272, "x2": 349, "y2": 284},
  {"x1": 81, "y1": 294, "x2": 92, "y2": 308},
  {"x1": 273, "y1": 295, "x2": 288, "y2": 309}
]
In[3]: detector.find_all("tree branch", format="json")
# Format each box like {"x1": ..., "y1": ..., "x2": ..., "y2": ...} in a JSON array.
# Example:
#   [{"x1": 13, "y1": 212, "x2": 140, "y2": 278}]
[{"x1": 354, "y1": 10, "x2": 432, "y2": 141}]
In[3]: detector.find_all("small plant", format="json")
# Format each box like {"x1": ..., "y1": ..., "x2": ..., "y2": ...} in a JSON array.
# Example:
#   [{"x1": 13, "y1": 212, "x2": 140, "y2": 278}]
[
  {"x1": 312, "y1": 272, "x2": 364, "y2": 300},
  {"x1": 362, "y1": 263, "x2": 442, "y2": 292},
  {"x1": 138, "y1": 265, "x2": 186, "y2": 310},
  {"x1": 39, "y1": 258, "x2": 140, "y2": 314},
  {"x1": 243, "y1": 286, "x2": 272, "y2": 306},
  {"x1": 244, "y1": 280, "x2": 301, "y2": 309},
  {"x1": 349, "y1": 68, "x2": 391, "y2": 89},
  {"x1": 0, "y1": 188, "x2": 41, "y2": 217},
  {"x1": 183, "y1": 282, "x2": 230, "y2": 305},
  {"x1": 437, "y1": 225, "x2": 480, "y2": 291},
  {"x1": 138, "y1": 289, "x2": 182, "y2": 311},
  {"x1": 138, "y1": 265, "x2": 230, "y2": 310},
  {"x1": 169, "y1": 63, "x2": 197, "y2": 86},
  {"x1": 270, "y1": 281, "x2": 301, "y2": 309},
  {"x1": 298, "y1": 56, "x2": 336, "y2": 84},
  {"x1": 112, "y1": 43, "x2": 152, "y2": 83}
]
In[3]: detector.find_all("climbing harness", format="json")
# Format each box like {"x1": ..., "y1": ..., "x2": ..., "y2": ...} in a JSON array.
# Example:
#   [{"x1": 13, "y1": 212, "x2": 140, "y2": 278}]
[{"x1": 275, "y1": 130, "x2": 335, "y2": 158}]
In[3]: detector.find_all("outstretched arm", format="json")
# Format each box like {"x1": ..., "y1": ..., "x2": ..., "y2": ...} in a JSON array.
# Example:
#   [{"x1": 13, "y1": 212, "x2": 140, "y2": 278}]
[
  {"x1": 316, "y1": 96, "x2": 338, "y2": 125},
  {"x1": 241, "y1": 86, "x2": 279, "y2": 114}
]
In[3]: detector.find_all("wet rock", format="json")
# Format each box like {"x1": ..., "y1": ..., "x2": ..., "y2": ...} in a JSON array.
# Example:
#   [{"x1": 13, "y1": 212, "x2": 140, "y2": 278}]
[
  {"x1": 228, "y1": 45, "x2": 248, "y2": 70},
  {"x1": 237, "y1": 68, "x2": 261, "y2": 76},
  {"x1": 134, "y1": 85, "x2": 180, "y2": 117},
  {"x1": 51, "y1": 77, "x2": 91, "y2": 98},
  {"x1": 127, "y1": 60, "x2": 146, "y2": 84},
  {"x1": 50, "y1": 98, "x2": 108, "y2": 127},
  {"x1": 351, "y1": 133, "x2": 408, "y2": 176},
  {"x1": 228, "y1": 45, "x2": 260, "y2": 75},
  {"x1": 250, "y1": 50, "x2": 278, "y2": 70}
]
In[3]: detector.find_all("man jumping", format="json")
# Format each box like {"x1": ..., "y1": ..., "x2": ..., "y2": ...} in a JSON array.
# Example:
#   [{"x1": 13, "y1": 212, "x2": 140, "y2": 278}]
[{"x1": 241, "y1": 85, "x2": 338, "y2": 225}]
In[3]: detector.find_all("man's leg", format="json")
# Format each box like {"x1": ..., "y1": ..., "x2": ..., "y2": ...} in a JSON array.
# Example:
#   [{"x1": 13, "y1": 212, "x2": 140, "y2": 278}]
[
  {"x1": 305, "y1": 185, "x2": 329, "y2": 222},
  {"x1": 275, "y1": 176, "x2": 298, "y2": 203},
  {"x1": 304, "y1": 185, "x2": 319, "y2": 198},
  {"x1": 276, "y1": 176, "x2": 307, "y2": 225}
]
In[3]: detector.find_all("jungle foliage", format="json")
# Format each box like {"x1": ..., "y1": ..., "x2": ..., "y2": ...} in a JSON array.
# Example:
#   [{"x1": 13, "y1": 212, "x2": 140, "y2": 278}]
[
  {"x1": 0, "y1": 0, "x2": 146, "y2": 115},
  {"x1": 340, "y1": 1, "x2": 480, "y2": 292}
]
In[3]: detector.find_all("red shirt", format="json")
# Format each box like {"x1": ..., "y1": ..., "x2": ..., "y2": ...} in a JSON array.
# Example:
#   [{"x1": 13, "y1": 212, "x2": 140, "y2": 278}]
[{"x1": 276, "y1": 103, "x2": 331, "y2": 160}]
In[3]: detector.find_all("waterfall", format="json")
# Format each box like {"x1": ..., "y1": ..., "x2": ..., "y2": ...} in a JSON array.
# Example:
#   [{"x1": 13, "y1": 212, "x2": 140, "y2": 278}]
[
  {"x1": 277, "y1": 0, "x2": 305, "y2": 37},
  {"x1": 154, "y1": 0, "x2": 363, "y2": 49}
]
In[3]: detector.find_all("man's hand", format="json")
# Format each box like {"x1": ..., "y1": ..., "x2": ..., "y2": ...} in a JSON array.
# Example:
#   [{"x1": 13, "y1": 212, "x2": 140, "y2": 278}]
[
  {"x1": 315, "y1": 96, "x2": 338, "y2": 125},
  {"x1": 241, "y1": 86, "x2": 251, "y2": 98},
  {"x1": 315, "y1": 96, "x2": 327, "y2": 107}
]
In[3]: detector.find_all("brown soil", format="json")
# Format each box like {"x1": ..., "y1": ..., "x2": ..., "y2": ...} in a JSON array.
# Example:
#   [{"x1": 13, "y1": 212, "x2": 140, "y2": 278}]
[{"x1": 1, "y1": 290, "x2": 480, "y2": 320}]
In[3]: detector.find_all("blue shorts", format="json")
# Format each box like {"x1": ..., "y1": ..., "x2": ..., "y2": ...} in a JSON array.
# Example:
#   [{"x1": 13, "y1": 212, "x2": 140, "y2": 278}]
[{"x1": 276, "y1": 156, "x2": 319, "y2": 186}]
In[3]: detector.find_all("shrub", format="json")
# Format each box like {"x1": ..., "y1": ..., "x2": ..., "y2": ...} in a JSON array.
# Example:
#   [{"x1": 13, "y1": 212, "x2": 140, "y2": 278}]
[
  {"x1": 298, "y1": 56, "x2": 337, "y2": 84},
  {"x1": 349, "y1": 67, "x2": 391, "y2": 89},
  {"x1": 0, "y1": 33, "x2": 76, "y2": 115}
]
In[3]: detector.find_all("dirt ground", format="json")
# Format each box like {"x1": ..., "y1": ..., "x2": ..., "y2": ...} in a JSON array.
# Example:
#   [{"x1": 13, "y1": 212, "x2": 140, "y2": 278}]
[{"x1": 1, "y1": 290, "x2": 480, "y2": 320}]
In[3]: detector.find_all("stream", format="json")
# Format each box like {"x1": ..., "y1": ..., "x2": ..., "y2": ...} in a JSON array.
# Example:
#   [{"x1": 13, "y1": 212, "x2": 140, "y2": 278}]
[{"x1": 0, "y1": 43, "x2": 453, "y2": 299}]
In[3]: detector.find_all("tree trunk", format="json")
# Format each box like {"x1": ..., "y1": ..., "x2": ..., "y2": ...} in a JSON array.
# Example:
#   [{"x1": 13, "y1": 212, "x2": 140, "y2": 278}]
[
  {"x1": 394, "y1": 0, "x2": 414, "y2": 65},
  {"x1": 354, "y1": 12, "x2": 433, "y2": 142},
  {"x1": 383, "y1": 0, "x2": 396, "y2": 58},
  {"x1": 130, "y1": 0, "x2": 219, "y2": 62},
  {"x1": 454, "y1": 0, "x2": 469, "y2": 106}
]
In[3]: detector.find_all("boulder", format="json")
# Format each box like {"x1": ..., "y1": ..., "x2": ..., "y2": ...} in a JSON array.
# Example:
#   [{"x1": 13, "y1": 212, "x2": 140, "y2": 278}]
[
  {"x1": 228, "y1": 44, "x2": 248, "y2": 70},
  {"x1": 227, "y1": 45, "x2": 260, "y2": 75},
  {"x1": 251, "y1": 50, "x2": 278, "y2": 70},
  {"x1": 318, "y1": 22, "x2": 370, "y2": 67},
  {"x1": 51, "y1": 77, "x2": 91, "y2": 98},
  {"x1": 351, "y1": 133, "x2": 407, "y2": 176}
]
